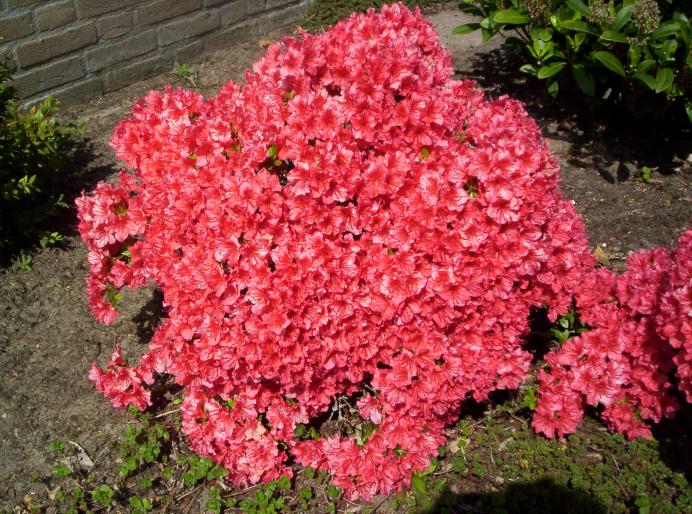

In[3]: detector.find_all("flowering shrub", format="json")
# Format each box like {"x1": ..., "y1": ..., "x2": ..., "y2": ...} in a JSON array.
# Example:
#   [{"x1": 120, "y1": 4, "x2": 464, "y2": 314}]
[
  {"x1": 77, "y1": 3, "x2": 691, "y2": 500},
  {"x1": 533, "y1": 228, "x2": 691, "y2": 440}
]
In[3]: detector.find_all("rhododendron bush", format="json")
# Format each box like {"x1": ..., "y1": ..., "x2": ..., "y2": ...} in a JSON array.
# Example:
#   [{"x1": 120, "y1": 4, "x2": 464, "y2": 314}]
[{"x1": 77, "y1": 3, "x2": 692, "y2": 500}]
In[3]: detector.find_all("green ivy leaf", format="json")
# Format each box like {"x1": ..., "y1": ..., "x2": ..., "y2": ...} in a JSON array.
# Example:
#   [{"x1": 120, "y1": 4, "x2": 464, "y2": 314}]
[
  {"x1": 652, "y1": 21, "x2": 680, "y2": 40},
  {"x1": 519, "y1": 64, "x2": 538, "y2": 76},
  {"x1": 537, "y1": 61, "x2": 566, "y2": 79},
  {"x1": 547, "y1": 80, "x2": 559, "y2": 97},
  {"x1": 600, "y1": 30, "x2": 628, "y2": 43},
  {"x1": 452, "y1": 23, "x2": 481, "y2": 35},
  {"x1": 560, "y1": 19, "x2": 596, "y2": 34},
  {"x1": 572, "y1": 64, "x2": 596, "y2": 96},
  {"x1": 567, "y1": 0, "x2": 590, "y2": 18},
  {"x1": 632, "y1": 73, "x2": 656, "y2": 90},
  {"x1": 493, "y1": 9, "x2": 530, "y2": 25},
  {"x1": 654, "y1": 68, "x2": 674, "y2": 93},
  {"x1": 611, "y1": 4, "x2": 633, "y2": 32},
  {"x1": 593, "y1": 51, "x2": 626, "y2": 77}
]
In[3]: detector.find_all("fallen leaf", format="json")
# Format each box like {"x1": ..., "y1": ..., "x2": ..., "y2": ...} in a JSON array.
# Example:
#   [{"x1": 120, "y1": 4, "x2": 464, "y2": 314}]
[{"x1": 594, "y1": 244, "x2": 609, "y2": 265}]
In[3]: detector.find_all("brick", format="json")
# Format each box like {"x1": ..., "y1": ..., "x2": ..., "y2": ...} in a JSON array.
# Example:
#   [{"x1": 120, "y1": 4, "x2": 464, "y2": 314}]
[
  {"x1": 203, "y1": 18, "x2": 256, "y2": 52},
  {"x1": 16, "y1": 22, "x2": 96, "y2": 67},
  {"x1": 219, "y1": 0, "x2": 246, "y2": 26},
  {"x1": 97, "y1": 11, "x2": 132, "y2": 39},
  {"x1": 0, "y1": 12, "x2": 33, "y2": 42},
  {"x1": 26, "y1": 76, "x2": 102, "y2": 108},
  {"x1": 35, "y1": 0, "x2": 76, "y2": 31},
  {"x1": 6, "y1": 0, "x2": 35, "y2": 8},
  {"x1": 158, "y1": 10, "x2": 219, "y2": 46},
  {"x1": 102, "y1": 53, "x2": 171, "y2": 92},
  {"x1": 266, "y1": 0, "x2": 296, "y2": 8},
  {"x1": 86, "y1": 29, "x2": 157, "y2": 71},
  {"x1": 172, "y1": 40, "x2": 202, "y2": 64},
  {"x1": 11, "y1": 56, "x2": 84, "y2": 97},
  {"x1": 247, "y1": 0, "x2": 266, "y2": 15},
  {"x1": 136, "y1": 0, "x2": 201, "y2": 25},
  {"x1": 76, "y1": 0, "x2": 137, "y2": 18},
  {"x1": 258, "y1": 3, "x2": 304, "y2": 33}
]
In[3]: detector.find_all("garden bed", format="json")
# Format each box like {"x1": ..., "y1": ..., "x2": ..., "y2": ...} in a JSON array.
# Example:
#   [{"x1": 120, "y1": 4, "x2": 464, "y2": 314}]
[{"x1": 0, "y1": 2, "x2": 689, "y2": 512}]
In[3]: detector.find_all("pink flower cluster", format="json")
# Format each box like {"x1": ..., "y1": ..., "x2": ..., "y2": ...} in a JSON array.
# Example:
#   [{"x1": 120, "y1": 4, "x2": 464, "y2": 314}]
[
  {"x1": 76, "y1": 3, "x2": 691, "y2": 499},
  {"x1": 533, "y1": 229, "x2": 691, "y2": 440}
]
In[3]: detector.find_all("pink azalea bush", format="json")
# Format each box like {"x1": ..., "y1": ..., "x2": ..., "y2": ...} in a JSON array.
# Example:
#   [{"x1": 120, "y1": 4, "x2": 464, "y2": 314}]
[
  {"x1": 77, "y1": 3, "x2": 691, "y2": 500},
  {"x1": 533, "y1": 230, "x2": 691, "y2": 440}
]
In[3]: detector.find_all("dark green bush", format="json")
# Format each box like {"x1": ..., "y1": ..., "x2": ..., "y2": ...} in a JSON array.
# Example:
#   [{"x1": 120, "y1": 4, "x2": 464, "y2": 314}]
[
  {"x1": 0, "y1": 58, "x2": 81, "y2": 253},
  {"x1": 455, "y1": 0, "x2": 691, "y2": 122}
]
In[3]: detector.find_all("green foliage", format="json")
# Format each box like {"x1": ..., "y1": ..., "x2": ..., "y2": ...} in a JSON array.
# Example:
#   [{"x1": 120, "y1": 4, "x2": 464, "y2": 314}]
[
  {"x1": 455, "y1": 0, "x2": 691, "y2": 122},
  {"x1": 174, "y1": 62, "x2": 195, "y2": 79},
  {"x1": 550, "y1": 308, "x2": 587, "y2": 344},
  {"x1": 181, "y1": 455, "x2": 228, "y2": 485},
  {"x1": 52, "y1": 463, "x2": 71, "y2": 478},
  {"x1": 640, "y1": 165, "x2": 654, "y2": 182},
  {"x1": 239, "y1": 475, "x2": 291, "y2": 514},
  {"x1": 0, "y1": 58, "x2": 82, "y2": 252},
  {"x1": 128, "y1": 495, "x2": 153, "y2": 514},
  {"x1": 16, "y1": 252, "x2": 32, "y2": 271},
  {"x1": 453, "y1": 416, "x2": 692, "y2": 513},
  {"x1": 90, "y1": 484, "x2": 113, "y2": 507},
  {"x1": 301, "y1": 0, "x2": 441, "y2": 32},
  {"x1": 118, "y1": 422, "x2": 170, "y2": 477}
]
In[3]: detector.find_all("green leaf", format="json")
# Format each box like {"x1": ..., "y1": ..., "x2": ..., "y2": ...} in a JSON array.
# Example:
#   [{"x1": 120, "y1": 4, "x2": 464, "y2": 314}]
[
  {"x1": 654, "y1": 67, "x2": 674, "y2": 93},
  {"x1": 411, "y1": 475, "x2": 427, "y2": 495},
  {"x1": 547, "y1": 80, "x2": 559, "y2": 97},
  {"x1": 636, "y1": 59, "x2": 656, "y2": 74},
  {"x1": 530, "y1": 27, "x2": 553, "y2": 41},
  {"x1": 567, "y1": 0, "x2": 590, "y2": 17},
  {"x1": 593, "y1": 50, "x2": 626, "y2": 77},
  {"x1": 453, "y1": 23, "x2": 481, "y2": 35},
  {"x1": 560, "y1": 19, "x2": 596, "y2": 34},
  {"x1": 572, "y1": 64, "x2": 595, "y2": 96},
  {"x1": 493, "y1": 9, "x2": 530, "y2": 25},
  {"x1": 600, "y1": 30, "x2": 628, "y2": 43},
  {"x1": 481, "y1": 28, "x2": 493, "y2": 43},
  {"x1": 537, "y1": 61, "x2": 566, "y2": 79},
  {"x1": 652, "y1": 21, "x2": 680, "y2": 40},
  {"x1": 632, "y1": 73, "x2": 656, "y2": 90},
  {"x1": 519, "y1": 64, "x2": 538, "y2": 76},
  {"x1": 611, "y1": 4, "x2": 633, "y2": 32}
]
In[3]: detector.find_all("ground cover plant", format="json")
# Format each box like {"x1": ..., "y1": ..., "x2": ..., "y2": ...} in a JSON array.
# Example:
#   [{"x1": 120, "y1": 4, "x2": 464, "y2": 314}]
[
  {"x1": 454, "y1": 0, "x2": 691, "y2": 122},
  {"x1": 75, "y1": 3, "x2": 692, "y2": 502},
  {"x1": 22, "y1": 404, "x2": 692, "y2": 513}
]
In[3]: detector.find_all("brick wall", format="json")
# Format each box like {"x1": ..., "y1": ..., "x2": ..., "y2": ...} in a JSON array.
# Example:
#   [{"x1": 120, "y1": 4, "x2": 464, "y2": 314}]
[{"x1": 0, "y1": 0, "x2": 308, "y2": 105}]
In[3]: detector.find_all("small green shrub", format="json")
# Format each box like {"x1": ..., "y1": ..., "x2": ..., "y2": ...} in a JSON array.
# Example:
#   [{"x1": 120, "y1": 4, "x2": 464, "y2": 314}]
[
  {"x1": 455, "y1": 0, "x2": 691, "y2": 122},
  {"x1": 0, "y1": 57, "x2": 81, "y2": 252}
]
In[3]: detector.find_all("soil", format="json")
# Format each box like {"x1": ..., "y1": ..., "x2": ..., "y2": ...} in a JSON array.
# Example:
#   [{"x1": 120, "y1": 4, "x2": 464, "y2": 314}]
[{"x1": 0, "y1": 3, "x2": 689, "y2": 511}]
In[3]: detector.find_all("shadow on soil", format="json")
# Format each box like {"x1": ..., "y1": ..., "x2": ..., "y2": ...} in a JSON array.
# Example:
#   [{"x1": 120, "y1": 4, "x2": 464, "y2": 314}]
[
  {"x1": 426, "y1": 477, "x2": 606, "y2": 513},
  {"x1": 133, "y1": 288, "x2": 166, "y2": 344},
  {"x1": 653, "y1": 402, "x2": 692, "y2": 483},
  {"x1": 458, "y1": 46, "x2": 690, "y2": 183}
]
